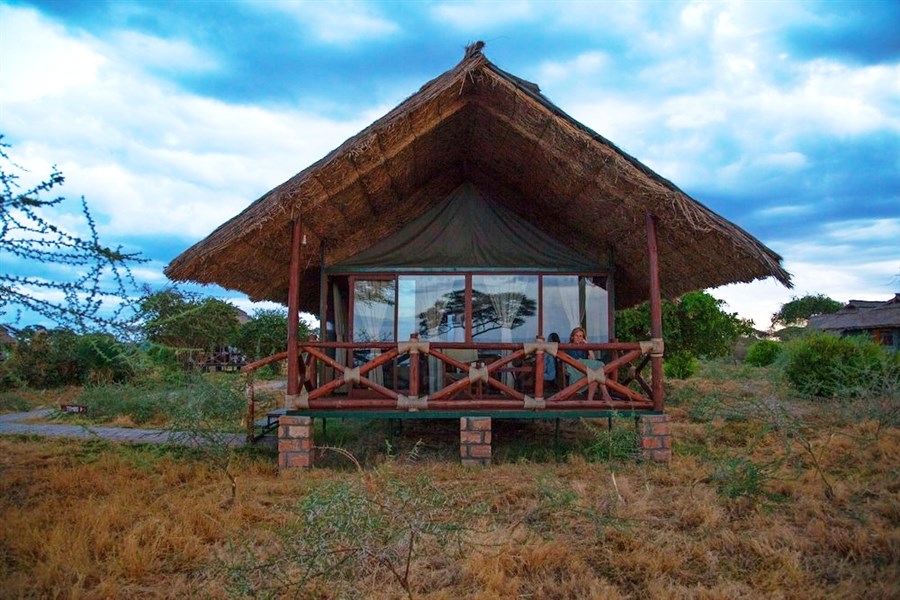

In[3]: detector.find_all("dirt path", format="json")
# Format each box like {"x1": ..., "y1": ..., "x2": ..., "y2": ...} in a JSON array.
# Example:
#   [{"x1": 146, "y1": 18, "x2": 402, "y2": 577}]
[{"x1": 0, "y1": 409, "x2": 246, "y2": 446}]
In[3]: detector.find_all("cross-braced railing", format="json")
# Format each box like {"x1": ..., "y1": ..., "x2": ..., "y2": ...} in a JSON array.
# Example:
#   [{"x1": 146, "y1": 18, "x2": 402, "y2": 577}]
[{"x1": 242, "y1": 334, "x2": 663, "y2": 437}]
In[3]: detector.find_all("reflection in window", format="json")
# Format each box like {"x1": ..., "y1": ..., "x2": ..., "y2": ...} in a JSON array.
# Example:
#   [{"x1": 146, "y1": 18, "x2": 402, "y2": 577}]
[
  {"x1": 542, "y1": 276, "x2": 608, "y2": 342},
  {"x1": 353, "y1": 280, "x2": 395, "y2": 342},
  {"x1": 398, "y1": 276, "x2": 465, "y2": 341},
  {"x1": 471, "y1": 275, "x2": 538, "y2": 342}
]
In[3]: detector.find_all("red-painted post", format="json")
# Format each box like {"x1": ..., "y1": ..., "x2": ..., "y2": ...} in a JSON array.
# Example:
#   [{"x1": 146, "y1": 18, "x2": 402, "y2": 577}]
[
  {"x1": 287, "y1": 217, "x2": 303, "y2": 396},
  {"x1": 646, "y1": 214, "x2": 665, "y2": 412}
]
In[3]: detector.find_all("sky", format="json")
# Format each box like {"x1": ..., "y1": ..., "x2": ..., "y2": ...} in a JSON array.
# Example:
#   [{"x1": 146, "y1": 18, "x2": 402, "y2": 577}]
[{"x1": 0, "y1": 0, "x2": 898, "y2": 331}]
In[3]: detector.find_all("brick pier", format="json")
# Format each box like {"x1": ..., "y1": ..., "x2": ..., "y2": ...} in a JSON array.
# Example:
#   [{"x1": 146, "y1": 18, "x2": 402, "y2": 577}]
[
  {"x1": 636, "y1": 414, "x2": 672, "y2": 464},
  {"x1": 278, "y1": 415, "x2": 314, "y2": 469},
  {"x1": 460, "y1": 417, "x2": 492, "y2": 466}
]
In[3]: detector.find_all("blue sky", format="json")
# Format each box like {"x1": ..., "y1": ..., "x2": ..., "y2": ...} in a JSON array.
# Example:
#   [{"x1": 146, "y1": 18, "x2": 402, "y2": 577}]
[{"x1": 1, "y1": 0, "x2": 897, "y2": 330}]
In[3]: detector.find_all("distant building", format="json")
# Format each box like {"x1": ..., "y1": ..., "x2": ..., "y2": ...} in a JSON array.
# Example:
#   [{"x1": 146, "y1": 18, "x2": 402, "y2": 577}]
[{"x1": 808, "y1": 294, "x2": 900, "y2": 351}]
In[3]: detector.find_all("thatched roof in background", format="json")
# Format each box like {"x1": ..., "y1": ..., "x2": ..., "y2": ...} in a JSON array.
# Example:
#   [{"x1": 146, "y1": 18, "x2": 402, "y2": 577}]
[
  {"x1": 166, "y1": 42, "x2": 791, "y2": 313},
  {"x1": 808, "y1": 295, "x2": 900, "y2": 332}
]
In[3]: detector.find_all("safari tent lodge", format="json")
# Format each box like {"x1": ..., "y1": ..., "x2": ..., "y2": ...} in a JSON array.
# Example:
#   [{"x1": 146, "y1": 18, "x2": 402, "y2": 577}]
[{"x1": 165, "y1": 44, "x2": 791, "y2": 466}]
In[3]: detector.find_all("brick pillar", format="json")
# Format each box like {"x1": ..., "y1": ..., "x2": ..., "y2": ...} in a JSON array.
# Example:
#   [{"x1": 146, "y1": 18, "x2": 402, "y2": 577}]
[
  {"x1": 279, "y1": 415, "x2": 314, "y2": 469},
  {"x1": 460, "y1": 417, "x2": 492, "y2": 466},
  {"x1": 637, "y1": 414, "x2": 672, "y2": 464}
]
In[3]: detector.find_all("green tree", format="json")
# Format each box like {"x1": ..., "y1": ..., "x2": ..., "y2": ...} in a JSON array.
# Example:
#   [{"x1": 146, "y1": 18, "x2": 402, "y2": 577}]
[
  {"x1": 616, "y1": 291, "x2": 753, "y2": 360},
  {"x1": 237, "y1": 308, "x2": 305, "y2": 361},
  {"x1": 772, "y1": 293, "x2": 843, "y2": 328},
  {"x1": 0, "y1": 136, "x2": 144, "y2": 334},
  {"x1": 139, "y1": 288, "x2": 240, "y2": 352},
  {"x1": 5, "y1": 327, "x2": 79, "y2": 388}
]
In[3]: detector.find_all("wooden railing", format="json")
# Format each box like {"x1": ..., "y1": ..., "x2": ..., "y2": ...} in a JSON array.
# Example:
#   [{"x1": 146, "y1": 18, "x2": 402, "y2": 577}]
[{"x1": 242, "y1": 335, "x2": 662, "y2": 437}]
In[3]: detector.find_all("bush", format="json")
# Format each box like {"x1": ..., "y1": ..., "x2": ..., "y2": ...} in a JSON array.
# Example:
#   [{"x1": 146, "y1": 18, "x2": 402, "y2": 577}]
[
  {"x1": 782, "y1": 333, "x2": 899, "y2": 398},
  {"x1": 74, "y1": 334, "x2": 135, "y2": 384},
  {"x1": 664, "y1": 351, "x2": 699, "y2": 379},
  {"x1": 745, "y1": 339, "x2": 782, "y2": 367},
  {"x1": 6, "y1": 328, "x2": 79, "y2": 388}
]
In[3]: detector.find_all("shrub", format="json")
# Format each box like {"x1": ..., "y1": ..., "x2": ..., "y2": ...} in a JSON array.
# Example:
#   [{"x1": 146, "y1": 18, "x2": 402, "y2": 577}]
[
  {"x1": 745, "y1": 339, "x2": 782, "y2": 367},
  {"x1": 6, "y1": 328, "x2": 80, "y2": 388},
  {"x1": 664, "y1": 351, "x2": 699, "y2": 379},
  {"x1": 74, "y1": 334, "x2": 135, "y2": 384},
  {"x1": 782, "y1": 333, "x2": 899, "y2": 398}
]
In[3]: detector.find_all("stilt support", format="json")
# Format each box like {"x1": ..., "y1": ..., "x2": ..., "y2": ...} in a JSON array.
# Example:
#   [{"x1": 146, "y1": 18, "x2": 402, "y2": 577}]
[
  {"x1": 460, "y1": 417, "x2": 492, "y2": 466},
  {"x1": 636, "y1": 414, "x2": 672, "y2": 464},
  {"x1": 279, "y1": 415, "x2": 314, "y2": 469}
]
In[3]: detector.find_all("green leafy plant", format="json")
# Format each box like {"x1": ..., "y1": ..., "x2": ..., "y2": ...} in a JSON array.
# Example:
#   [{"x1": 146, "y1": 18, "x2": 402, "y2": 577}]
[
  {"x1": 617, "y1": 291, "x2": 753, "y2": 360},
  {"x1": 744, "y1": 339, "x2": 782, "y2": 367},
  {"x1": 782, "y1": 333, "x2": 898, "y2": 398},
  {"x1": 664, "y1": 350, "x2": 699, "y2": 379},
  {"x1": 711, "y1": 456, "x2": 783, "y2": 505}
]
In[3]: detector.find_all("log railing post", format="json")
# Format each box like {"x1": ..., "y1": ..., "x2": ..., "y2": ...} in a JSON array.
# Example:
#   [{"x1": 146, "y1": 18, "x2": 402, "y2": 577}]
[
  {"x1": 408, "y1": 333, "x2": 420, "y2": 399},
  {"x1": 533, "y1": 336, "x2": 545, "y2": 400},
  {"x1": 646, "y1": 214, "x2": 665, "y2": 411},
  {"x1": 287, "y1": 217, "x2": 303, "y2": 396}
]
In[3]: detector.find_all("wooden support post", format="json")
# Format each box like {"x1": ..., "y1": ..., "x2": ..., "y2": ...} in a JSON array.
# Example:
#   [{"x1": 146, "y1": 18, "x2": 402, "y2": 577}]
[
  {"x1": 646, "y1": 214, "x2": 665, "y2": 411},
  {"x1": 287, "y1": 217, "x2": 303, "y2": 397}
]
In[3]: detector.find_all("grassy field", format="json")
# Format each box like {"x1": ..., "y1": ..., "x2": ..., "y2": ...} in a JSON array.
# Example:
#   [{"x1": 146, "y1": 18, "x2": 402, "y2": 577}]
[{"x1": 0, "y1": 362, "x2": 897, "y2": 599}]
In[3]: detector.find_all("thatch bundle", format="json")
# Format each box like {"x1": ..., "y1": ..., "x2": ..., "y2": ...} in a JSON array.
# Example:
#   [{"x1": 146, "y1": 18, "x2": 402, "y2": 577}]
[{"x1": 166, "y1": 42, "x2": 791, "y2": 312}]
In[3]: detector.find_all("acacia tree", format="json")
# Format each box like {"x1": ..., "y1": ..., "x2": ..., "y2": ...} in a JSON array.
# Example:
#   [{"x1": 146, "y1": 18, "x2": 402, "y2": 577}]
[
  {"x1": 0, "y1": 137, "x2": 144, "y2": 334},
  {"x1": 139, "y1": 287, "x2": 241, "y2": 351},
  {"x1": 772, "y1": 293, "x2": 843, "y2": 328}
]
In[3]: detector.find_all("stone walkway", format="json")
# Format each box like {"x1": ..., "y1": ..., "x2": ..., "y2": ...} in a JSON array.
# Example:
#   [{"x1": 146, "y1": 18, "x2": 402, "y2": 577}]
[{"x1": 0, "y1": 409, "x2": 246, "y2": 446}]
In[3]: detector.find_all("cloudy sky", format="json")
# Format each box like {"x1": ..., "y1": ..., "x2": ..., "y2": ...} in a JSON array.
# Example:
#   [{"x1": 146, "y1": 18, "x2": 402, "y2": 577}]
[{"x1": 1, "y1": 0, "x2": 897, "y2": 330}]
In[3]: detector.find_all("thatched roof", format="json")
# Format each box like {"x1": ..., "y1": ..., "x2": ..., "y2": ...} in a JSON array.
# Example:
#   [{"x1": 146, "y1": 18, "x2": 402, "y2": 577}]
[
  {"x1": 166, "y1": 42, "x2": 791, "y2": 312},
  {"x1": 808, "y1": 295, "x2": 900, "y2": 332}
]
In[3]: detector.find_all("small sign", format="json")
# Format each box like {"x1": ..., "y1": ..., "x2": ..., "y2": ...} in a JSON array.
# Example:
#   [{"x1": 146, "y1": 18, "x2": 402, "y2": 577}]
[{"x1": 60, "y1": 404, "x2": 87, "y2": 414}]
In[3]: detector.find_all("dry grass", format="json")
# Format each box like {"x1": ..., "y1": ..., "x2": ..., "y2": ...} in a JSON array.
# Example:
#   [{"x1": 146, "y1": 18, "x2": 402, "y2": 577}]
[{"x1": 1, "y1": 364, "x2": 898, "y2": 599}]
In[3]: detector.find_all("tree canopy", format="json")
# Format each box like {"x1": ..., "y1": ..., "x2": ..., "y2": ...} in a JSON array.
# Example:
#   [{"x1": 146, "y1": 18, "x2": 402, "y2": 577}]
[
  {"x1": 772, "y1": 294, "x2": 843, "y2": 328},
  {"x1": 616, "y1": 291, "x2": 753, "y2": 360},
  {"x1": 139, "y1": 288, "x2": 241, "y2": 351}
]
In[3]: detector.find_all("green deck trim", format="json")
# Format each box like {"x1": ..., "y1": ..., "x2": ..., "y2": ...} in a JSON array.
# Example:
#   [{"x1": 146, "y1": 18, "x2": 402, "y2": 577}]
[{"x1": 281, "y1": 409, "x2": 663, "y2": 420}]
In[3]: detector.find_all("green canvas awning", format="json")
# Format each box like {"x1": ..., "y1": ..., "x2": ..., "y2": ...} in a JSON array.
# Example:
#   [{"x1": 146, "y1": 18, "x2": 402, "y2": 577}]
[{"x1": 332, "y1": 183, "x2": 601, "y2": 272}]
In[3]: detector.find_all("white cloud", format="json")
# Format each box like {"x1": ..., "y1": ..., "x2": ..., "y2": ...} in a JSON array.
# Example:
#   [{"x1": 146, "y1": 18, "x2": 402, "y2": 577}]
[
  {"x1": 821, "y1": 219, "x2": 900, "y2": 244},
  {"x1": 754, "y1": 204, "x2": 814, "y2": 218},
  {"x1": 1, "y1": 10, "x2": 384, "y2": 240},
  {"x1": 430, "y1": 1, "x2": 534, "y2": 30},
  {"x1": 0, "y1": 6, "x2": 105, "y2": 103},
  {"x1": 108, "y1": 30, "x2": 218, "y2": 73},
  {"x1": 251, "y1": 1, "x2": 399, "y2": 44},
  {"x1": 536, "y1": 51, "x2": 609, "y2": 86}
]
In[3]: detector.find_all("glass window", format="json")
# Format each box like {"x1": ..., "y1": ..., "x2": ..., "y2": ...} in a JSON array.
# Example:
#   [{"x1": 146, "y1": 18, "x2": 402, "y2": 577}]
[
  {"x1": 584, "y1": 276, "x2": 609, "y2": 342},
  {"x1": 352, "y1": 279, "x2": 396, "y2": 342},
  {"x1": 471, "y1": 275, "x2": 538, "y2": 342},
  {"x1": 542, "y1": 275, "x2": 608, "y2": 342},
  {"x1": 397, "y1": 275, "x2": 466, "y2": 341}
]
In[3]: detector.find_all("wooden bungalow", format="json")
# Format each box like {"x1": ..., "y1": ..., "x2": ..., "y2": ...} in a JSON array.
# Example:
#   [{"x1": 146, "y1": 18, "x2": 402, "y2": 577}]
[{"x1": 165, "y1": 43, "x2": 791, "y2": 466}]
